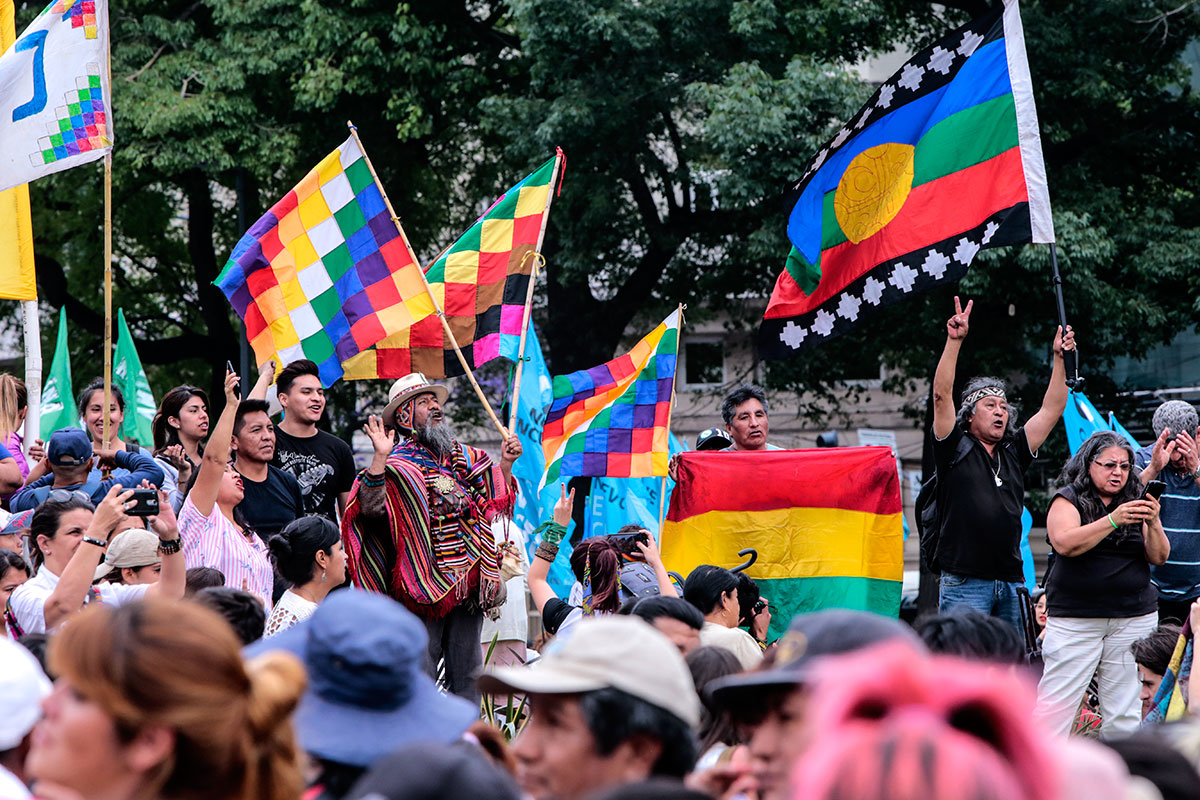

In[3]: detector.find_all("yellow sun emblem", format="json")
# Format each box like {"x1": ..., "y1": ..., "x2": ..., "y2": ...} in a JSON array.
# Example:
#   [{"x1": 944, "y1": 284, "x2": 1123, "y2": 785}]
[{"x1": 833, "y1": 143, "x2": 916, "y2": 244}]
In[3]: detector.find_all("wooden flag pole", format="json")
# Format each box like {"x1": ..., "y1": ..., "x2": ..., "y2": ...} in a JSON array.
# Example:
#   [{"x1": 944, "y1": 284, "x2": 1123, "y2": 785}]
[
  {"x1": 506, "y1": 251, "x2": 545, "y2": 433},
  {"x1": 346, "y1": 121, "x2": 510, "y2": 439},
  {"x1": 658, "y1": 303, "x2": 685, "y2": 532},
  {"x1": 508, "y1": 148, "x2": 565, "y2": 433}
]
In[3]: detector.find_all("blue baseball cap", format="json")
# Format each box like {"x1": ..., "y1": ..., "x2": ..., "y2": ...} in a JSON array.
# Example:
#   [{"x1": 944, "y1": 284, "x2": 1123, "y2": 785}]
[
  {"x1": 245, "y1": 591, "x2": 477, "y2": 769},
  {"x1": 46, "y1": 428, "x2": 92, "y2": 467}
]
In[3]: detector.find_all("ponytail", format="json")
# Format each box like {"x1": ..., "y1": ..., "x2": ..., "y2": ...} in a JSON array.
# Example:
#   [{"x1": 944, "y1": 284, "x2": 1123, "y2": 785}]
[{"x1": 241, "y1": 652, "x2": 306, "y2": 800}]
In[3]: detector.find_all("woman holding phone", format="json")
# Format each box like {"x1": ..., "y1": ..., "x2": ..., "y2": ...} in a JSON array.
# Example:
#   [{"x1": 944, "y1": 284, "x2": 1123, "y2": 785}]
[{"x1": 1035, "y1": 431, "x2": 1170, "y2": 738}]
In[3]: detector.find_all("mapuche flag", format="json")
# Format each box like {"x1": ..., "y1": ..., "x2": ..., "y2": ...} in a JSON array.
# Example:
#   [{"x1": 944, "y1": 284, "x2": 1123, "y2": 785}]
[
  {"x1": 760, "y1": 0, "x2": 1053, "y2": 357},
  {"x1": 540, "y1": 309, "x2": 678, "y2": 488},
  {"x1": 342, "y1": 150, "x2": 564, "y2": 379},
  {"x1": 661, "y1": 447, "x2": 904, "y2": 636},
  {"x1": 215, "y1": 135, "x2": 435, "y2": 387}
]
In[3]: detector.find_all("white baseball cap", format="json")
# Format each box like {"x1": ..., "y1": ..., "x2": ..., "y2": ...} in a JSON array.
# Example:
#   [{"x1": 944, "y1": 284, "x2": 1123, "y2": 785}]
[
  {"x1": 0, "y1": 638, "x2": 51, "y2": 750},
  {"x1": 94, "y1": 528, "x2": 161, "y2": 581},
  {"x1": 478, "y1": 616, "x2": 701, "y2": 728}
]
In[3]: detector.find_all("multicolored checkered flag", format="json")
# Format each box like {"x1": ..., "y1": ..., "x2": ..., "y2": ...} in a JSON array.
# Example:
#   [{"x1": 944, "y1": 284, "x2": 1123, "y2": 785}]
[{"x1": 215, "y1": 135, "x2": 436, "y2": 386}]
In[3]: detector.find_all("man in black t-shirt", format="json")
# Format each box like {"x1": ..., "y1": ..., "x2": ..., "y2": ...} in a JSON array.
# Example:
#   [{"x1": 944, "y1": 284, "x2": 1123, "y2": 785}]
[
  {"x1": 266, "y1": 360, "x2": 356, "y2": 522},
  {"x1": 931, "y1": 296, "x2": 1074, "y2": 629},
  {"x1": 231, "y1": 399, "x2": 303, "y2": 542}
]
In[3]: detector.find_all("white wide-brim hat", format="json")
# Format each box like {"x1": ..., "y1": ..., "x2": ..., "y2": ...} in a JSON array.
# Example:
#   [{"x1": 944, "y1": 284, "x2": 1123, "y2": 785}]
[{"x1": 381, "y1": 373, "x2": 449, "y2": 429}]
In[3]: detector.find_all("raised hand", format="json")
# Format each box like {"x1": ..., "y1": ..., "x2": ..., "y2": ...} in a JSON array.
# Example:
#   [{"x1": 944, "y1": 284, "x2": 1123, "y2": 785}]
[
  {"x1": 1054, "y1": 324, "x2": 1076, "y2": 356},
  {"x1": 499, "y1": 435, "x2": 522, "y2": 465},
  {"x1": 634, "y1": 529, "x2": 662, "y2": 566},
  {"x1": 946, "y1": 295, "x2": 973, "y2": 340},
  {"x1": 223, "y1": 370, "x2": 241, "y2": 404},
  {"x1": 552, "y1": 483, "x2": 575, "y2": 527},
  {"x1": 1175, "y1": 429, "x2": 1200, "y2": 474},
  {"x1": 1149, "y1": 428, "x2": 1177, "y2": 475},
  {"x1": 147, "y1": 487, "x2": 180, "y2": 540},
  {"x1": 363, "y1": 414, "x2": 394, "y2": 457},
  {"x1": 94, "y1": 485, "x2": 136, "y2": 539}
]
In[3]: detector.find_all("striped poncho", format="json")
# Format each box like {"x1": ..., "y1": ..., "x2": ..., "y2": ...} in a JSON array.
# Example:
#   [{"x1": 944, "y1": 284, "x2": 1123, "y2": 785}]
[{"x1": 342, "y1": 438, "x2": 513, "y2": 620}]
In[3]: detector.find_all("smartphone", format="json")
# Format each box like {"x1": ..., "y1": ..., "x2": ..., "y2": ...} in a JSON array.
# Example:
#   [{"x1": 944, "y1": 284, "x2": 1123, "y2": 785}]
[
  {"x1": 126, "y1": 488, "x2": 160, "y2": 517},
  {"x1": 225, "y1": 360, "x2": 235, "y2": 375},
  {"x1": 1143, "y1": 480, "x2": 1166, "y2": 500}
]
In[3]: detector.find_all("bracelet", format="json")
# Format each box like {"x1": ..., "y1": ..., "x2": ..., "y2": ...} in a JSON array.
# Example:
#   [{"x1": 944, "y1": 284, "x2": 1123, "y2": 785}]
[
  {"x1": 157, "y1": 537, "x2": 182, "y2": 555},
  {"x1": 1107, "y1": 513, "x2": 1119, "y2": 530},
  {"x1": 360, "y1": 471, "x2": 386, "y2": 488},
  {"x1": 81, "y1": 536, "x2": 107, "y2": 549},
  {"x1": 535, "y1": 541, "x2": 560, "y2": 563}
]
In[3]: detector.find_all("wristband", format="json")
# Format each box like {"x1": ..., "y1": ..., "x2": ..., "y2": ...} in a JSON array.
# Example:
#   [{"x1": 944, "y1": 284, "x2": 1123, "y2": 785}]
[
  {"x1": 535, "y1": 541, "x2": 560, "y2": 563},
  {"x1": 81, "y1": 536, "x2": 107, "y2": 549},
  {"x1": 534, "y1": 520, "x2": 567, "y2": 545},
  {"x1": 361, "y1": 471, "x2": 386, "y2": 488},
  {"x1": 157, "y1": 537, "x2": 182, "y2": 555},
  {"x1": 1107, "y1": 513, "x2": 1119, "y2": 530}
]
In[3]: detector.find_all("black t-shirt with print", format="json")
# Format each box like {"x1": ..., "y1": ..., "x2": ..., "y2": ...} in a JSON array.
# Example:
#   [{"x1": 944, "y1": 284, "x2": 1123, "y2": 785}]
[
  {"x1": 237, "y1": 465, "x2": 304, "y2": 543},
  {"x1": 933, "y1": 426, "x2": 1035, "y2": 583},
  {"x1": 272, "y1": 427, "x2": 356, "y2": 522}
]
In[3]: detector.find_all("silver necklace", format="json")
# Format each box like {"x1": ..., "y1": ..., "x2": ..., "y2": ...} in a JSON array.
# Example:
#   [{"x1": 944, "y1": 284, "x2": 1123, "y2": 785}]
[{"x1": 990, "y1": 456, "x2": 1003, "y2": 487}]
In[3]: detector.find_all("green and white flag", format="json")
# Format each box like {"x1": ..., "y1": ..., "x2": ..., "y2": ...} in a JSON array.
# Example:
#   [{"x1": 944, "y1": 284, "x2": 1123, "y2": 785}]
[
  {"x1": 40, "y1": 306, "x2": 76, "y2": 438},
  {"x1": 114, "y1": 308, "x2": 155, "y2": 446}
]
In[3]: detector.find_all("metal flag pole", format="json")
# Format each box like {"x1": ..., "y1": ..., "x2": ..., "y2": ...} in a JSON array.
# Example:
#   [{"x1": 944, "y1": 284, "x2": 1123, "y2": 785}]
[
  {"x1": 346, "y1": 121, "x2": 510, "y2": 438},
  {"x1": 1049, "y1": 243, "x2": 1082, "y2": 390}
]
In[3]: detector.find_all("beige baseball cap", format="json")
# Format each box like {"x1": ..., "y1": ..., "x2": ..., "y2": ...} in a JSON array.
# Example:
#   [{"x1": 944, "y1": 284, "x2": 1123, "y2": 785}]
[
  {"x1": 94, "y1": 528, "x2": 161, "y2": 581},
  {"x1": 478, "y1": 616, "x2": 701, "y2": 728}
]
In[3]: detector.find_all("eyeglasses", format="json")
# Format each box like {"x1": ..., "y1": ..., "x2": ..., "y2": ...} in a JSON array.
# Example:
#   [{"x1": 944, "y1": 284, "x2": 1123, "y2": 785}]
[
  {"x1": 47, "y1": 489, "x2": 93, "y2": 504},
  {"x1": 1093, "y1": 460, "x2": 1132, "y2": 472}
]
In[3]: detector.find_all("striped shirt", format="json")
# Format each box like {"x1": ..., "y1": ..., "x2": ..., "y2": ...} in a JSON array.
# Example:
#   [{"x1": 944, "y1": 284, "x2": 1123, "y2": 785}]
[
  {"x1": 178, "y1": 496, "x2": 274, "y2": 611},
  {"x1": 1135, "y1": 445, "x2": 1200, "y2": 601}
]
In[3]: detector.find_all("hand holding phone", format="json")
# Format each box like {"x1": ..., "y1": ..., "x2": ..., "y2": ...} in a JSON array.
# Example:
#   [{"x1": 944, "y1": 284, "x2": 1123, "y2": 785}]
[{"x1": 1144, "y1": 480, "x2": 1166, "y2": 501}]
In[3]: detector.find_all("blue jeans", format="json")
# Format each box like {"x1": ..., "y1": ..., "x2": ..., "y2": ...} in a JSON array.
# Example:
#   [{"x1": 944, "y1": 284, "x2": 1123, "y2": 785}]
[{"x1": 939, "y1": 572, "x2": 1024, "y2": 631}]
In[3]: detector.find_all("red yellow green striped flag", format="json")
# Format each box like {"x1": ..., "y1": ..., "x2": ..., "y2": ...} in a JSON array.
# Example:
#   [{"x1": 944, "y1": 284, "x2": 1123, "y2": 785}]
[{"x1": 661, "y1": 446, "x2": 903, "y2": 636}]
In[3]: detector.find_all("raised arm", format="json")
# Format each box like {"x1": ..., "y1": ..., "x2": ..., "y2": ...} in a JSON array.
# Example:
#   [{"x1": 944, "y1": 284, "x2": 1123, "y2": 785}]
[
  {"x1": 933, "y1": 296, "x2": 971, "y2": 440},
  {"x1": 43, "y1": 485, "x2": 133, "y2": 630},
  {"x1": 1024, "y1": 325, "x2": 1075, "y2": 453},
  {"x1": 529, "y1": 484, "x2": 573, "y2": 616},
  {"x1": 145, "y1": 487, "x2": 186, "y2": 600},
  {"x1": 635, "y1": 530, "x2": 679, "y2": 598},
  {"x1": 247, "y1": 359, "x2": 276, "y2": 402},
  {"x1": 191, "y1": 371, "x2": 241, "y2": 517}
]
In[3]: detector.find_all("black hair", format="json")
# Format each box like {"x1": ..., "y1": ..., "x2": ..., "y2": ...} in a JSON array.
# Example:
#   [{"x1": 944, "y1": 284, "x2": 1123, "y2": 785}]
[
  {"x1": 269, "y1": 516, "x2": 340, "y2": 585},
  {"x1": 1105, "y1": 734, "x2": 1200, "y2": 800},
  {"x1": 182, "y1": 459, "x2": 258, "y2": 537},
  {"x1": 276, "y1": 359, "x2": 321, "y2": 397},
  {"x1": 734, "y1": 572, "x2": 761, "y2": 627},
  {"x1": 152, "y1": 385, "x2": 209, "y2": 453},
  {"x1": 721, "y1": 384, "x2": 768, "y2": 427},
  {"x1": 16, "y1": 633, "x2": 48, "y2": 674},
  {"x1": 1131, "y1": 624, "x2": 1183, "y2": 676},
  {"x1": 314, "y1": 759, "x2": 365, "y2": 800},
  {"x1": 955, "y1": 376, "x2": 1019, "y2": 442},
  {"x1": 0, "y1": 549, "x2": 30, "y2": 580},
  {"x1": 916, "y1": 609, "x2": 1025, "y2": 665},
  {"x1": 192, "y1": 587, "x2": 266, "y2": 645},
  {"x1": 77, "y1": 378, "x2": 126, "y2": 418},
  {"x1": 577, "y1": 687, "x2": 698, "y2": 778},
  {"x1": 233, "y1": 399, "x2": 272, "y2": 437},
  {"x1": 683, "y1": 564, "x2": 739, "y2": 616},
  {"x1": 1058, "y1": 431, "x2": 1143, "y2": 530},
  {"x1": 632, "y1": 596, "x2": 704, "y2": 631},
  {"x1": 184, "y1": 566, "x2": 226, "y2": 597},
  {"x1": 686, "y1": 645, "x2": 744, "y2": 754},
  {"x1": 29, "y1": 495, "x2": 95, "y2": 570}
]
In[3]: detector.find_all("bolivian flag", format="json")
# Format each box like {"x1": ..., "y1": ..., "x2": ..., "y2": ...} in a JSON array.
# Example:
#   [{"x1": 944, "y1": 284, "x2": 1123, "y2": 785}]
[
  {"x1": 661, "y1": 447, "x2": 903, "y2": 637},
  {"x1": 760, "y1": 0, "x2": 1053, "y2": 357}
]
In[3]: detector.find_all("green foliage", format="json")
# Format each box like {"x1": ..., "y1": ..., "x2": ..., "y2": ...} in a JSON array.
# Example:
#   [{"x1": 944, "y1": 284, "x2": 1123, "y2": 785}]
[{"x1": 13, "y1": 0, "x2": 1200, "y2": 434}]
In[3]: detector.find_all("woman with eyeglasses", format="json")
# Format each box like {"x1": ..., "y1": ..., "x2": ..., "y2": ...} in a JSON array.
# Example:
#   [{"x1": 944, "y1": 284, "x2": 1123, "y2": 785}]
[
  {"x1": 1034, "y1": 431, "x2": 1170, "y2": 738},
  {"x1": 5, "y1": 487, "x2": 186, "y2": 635},
  {"x1": 152, "y1": 385, "x2": 210, "y2": 513}
]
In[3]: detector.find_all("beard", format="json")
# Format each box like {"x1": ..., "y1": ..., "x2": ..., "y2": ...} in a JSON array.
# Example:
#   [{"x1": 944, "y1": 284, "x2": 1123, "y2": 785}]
[{"x1": 415, "y1": 416, "x2": 456, "y2": 457}]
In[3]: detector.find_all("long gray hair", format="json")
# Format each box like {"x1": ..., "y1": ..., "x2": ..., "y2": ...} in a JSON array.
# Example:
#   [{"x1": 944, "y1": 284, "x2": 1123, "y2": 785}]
[
  {"x1": 1058, "y1": 431, "x2": 1143, "y2": 528},
  {"x1": 955, "y1": 376, "x2": 1020, "y2": 442}
]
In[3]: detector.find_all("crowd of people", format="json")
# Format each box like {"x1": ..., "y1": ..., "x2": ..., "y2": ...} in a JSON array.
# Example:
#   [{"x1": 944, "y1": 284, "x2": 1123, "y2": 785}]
[{"x1": 0, "y1": 297, "x2": 1198, "y2": 799}]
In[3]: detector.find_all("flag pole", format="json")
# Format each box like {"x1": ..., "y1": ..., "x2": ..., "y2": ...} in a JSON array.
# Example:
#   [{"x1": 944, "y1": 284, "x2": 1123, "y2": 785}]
[
  {"x1": 346, "y1": 121, "x2": 509, "y2": 439},
  {"x1": 1049, "y1": 243, "x2": 1082, "y2": 390},
  {"x1": 22, "y1": 301, "x2": 41, "y2": 455},
  {"x1": 506, "y1": 252, "x2": 544, "y2": 433},
  {"x1": 658, "y1": 303, "x2": 685, "y2": 532},
  {"x1": 101, "y1": 154, "x2": 113, "y2": 450},
  {"x1": 507, "y1": 148, "x2": 564, "y2": 434}
]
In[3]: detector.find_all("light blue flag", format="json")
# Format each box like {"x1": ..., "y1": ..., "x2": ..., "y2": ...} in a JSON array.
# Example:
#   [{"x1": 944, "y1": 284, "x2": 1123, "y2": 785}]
[
  {"x1": 1109, "y1": 412, "x2": 1140, "y2": 450},
  {"x1": 1020, "y1": 507, "x2": 1035, "y2": 591},
  {"x1": 584, "y1": 434, "x2": 685, "y2": 540},
  {"x1": 507, "y1": 325, "x2": 575, "y2": 597},
  {"x1": 1062, "y1": 391, "x2": 1112, "y2": 453}
]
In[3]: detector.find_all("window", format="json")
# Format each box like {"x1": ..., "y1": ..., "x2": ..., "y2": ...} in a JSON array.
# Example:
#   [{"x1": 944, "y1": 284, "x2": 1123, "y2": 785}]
[{"x1": 684, "y1": 340, "x2": 724, "y2": 386}]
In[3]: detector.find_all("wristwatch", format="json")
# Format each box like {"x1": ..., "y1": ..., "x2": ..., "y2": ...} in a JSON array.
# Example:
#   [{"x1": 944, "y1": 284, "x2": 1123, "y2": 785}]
[{"x1": 81, "y1": 536, "x2": 107, "y2": 549}]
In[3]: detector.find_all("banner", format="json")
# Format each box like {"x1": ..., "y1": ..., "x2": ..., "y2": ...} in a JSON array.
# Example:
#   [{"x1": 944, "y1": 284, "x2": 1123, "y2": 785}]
[
  {"x1": 0, "y1": 0, "x2": 112, "y2": 193},
  {"x1": 113, "y1": 308, "x2": 155, "y2": 446}
]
